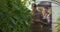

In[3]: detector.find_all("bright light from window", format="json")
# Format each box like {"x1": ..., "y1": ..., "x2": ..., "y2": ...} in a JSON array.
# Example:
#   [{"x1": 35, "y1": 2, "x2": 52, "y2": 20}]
[{"x1": 21, "y1": 0, "x2": 24, "y2": 2}]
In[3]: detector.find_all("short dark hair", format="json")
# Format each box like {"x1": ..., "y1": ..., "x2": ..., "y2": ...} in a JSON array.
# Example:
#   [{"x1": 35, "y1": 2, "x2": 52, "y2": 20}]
[
  {"x1": 32, "y1": 3, "x2": 36, "y2": 8},
  {"x1": 44, "y1": 6, "x2": 49, "y2": 9}
]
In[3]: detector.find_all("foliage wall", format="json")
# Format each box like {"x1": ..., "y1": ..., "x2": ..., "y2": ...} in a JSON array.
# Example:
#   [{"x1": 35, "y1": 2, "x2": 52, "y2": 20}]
[
  {"x1": 57, "y1": 17, "x2": 60, "y2": 32},
  {"x1": 0, "y1": 0, "x2": 32, "y2": 32}
]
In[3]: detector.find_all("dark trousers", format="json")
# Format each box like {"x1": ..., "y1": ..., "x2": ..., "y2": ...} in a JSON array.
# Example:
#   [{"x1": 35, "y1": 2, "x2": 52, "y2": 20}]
[
  {"x1": 42, "y1": 19, "x2": 52, "y2": 32},
  {"x1": 42, "y1": 25, "x2": 51, "y2": 32},
  {"x1": 30, "y1": 22, "x2": 43, "y2": 32}
]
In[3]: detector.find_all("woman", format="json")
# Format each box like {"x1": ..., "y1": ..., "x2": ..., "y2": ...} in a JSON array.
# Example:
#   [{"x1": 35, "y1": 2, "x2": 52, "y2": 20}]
[{"x1": 43, "y1": 6, "x2": 52, "y2": 32}]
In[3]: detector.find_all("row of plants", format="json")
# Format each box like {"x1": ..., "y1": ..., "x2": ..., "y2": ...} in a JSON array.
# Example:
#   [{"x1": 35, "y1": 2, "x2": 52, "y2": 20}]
[
  {"x1": 0, "y1": 0, "x2": 33, "y2": 32},
  {"x1": 57, "y1": 17, "x2": 60, "y2": 32}
]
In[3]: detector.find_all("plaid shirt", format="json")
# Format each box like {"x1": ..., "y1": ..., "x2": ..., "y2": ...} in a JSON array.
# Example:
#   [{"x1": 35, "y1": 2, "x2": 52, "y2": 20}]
[{"x1": 32, "y1": 11, "x2": 43, "y2": 23}]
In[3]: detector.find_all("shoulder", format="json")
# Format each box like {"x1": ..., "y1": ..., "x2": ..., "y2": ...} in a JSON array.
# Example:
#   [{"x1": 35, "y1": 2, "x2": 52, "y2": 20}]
[
  {"x1": 47, "y1": 14, "x2": 51, "y2": 17},
  {"x1": 47, "y1": 13, "x2": 50, "y2": 15}
]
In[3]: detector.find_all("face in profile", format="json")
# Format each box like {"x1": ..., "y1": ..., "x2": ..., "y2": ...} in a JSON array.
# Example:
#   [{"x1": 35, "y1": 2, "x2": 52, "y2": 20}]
[
  {"x1": 43, "y1": 7, "x2": 48, "y2": 14},
  {"x1": 31, "y1": 6, "x2": 35, "y2": 10},
  {"x1": 43, "y1": 8, "x2": 48, "y2": 11}
]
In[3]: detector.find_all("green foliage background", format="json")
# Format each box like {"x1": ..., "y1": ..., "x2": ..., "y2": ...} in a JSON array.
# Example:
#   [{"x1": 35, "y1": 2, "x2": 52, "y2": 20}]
[
  {"x1": 57, "y1": 17, "x2": 60, "y2": 32},
  {"x1": 0, "y1": 0, "x2": 32, "y2": 32}
]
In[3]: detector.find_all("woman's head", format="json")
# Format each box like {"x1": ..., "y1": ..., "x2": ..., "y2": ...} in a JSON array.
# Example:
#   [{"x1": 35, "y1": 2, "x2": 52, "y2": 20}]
[
  {"x1": 43, "y1": 6, "x2": 48, "y2": 11},
  {"x1": 43, "y1": 6, "x2": 49, "y2": 14}
]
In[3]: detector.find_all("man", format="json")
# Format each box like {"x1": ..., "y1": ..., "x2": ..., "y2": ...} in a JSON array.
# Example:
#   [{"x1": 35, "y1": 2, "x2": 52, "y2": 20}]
[{"x1": 30, "y1": 3, "x2": 44, "y2": 32}]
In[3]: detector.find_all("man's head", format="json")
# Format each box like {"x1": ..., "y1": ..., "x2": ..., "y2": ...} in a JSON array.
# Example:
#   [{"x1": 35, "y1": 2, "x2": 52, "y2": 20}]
[{"x1": 32, "y1": 3, "x2": 36, "y2": 11}]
